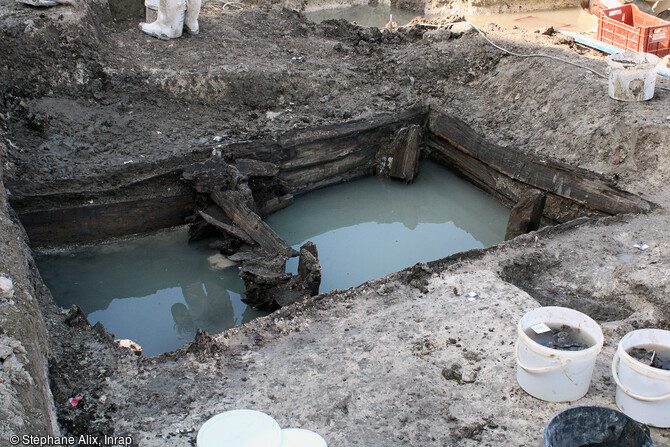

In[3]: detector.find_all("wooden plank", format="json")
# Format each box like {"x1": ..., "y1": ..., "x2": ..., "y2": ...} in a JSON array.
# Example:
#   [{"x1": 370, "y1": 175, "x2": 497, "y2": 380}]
[
  {"x1": 280, "y1": 138, "x2": 376, "y2": 171},
  {"x1": 280, "y1": 151, "x2": 374, "y2": 187},
  {"x1": 290, "y1": 164, "x2": 374, "y2": 197},
  {"x1": 427, "y1": 137, "x2": 609, "y2": 223},
  {"x1": 428, "y1": 110, "x2": 652, "y2": 215},
  {"x1": 198, "y1": 211, "x2": 255, "y2": 245},
  {"x1": 390, "y1": 125, "x2": 422, "y2": 182},
  {"x1": 235, "y1": 159, "x2": 279, "y2": 177},
  {"x1": 210, "y1": 189, "x2": 296, "y2": 257},
  {"x1": 279, "y1": 107, "x2": 427, "y2": 170},
  {"x1": 20, "y1": 195, "x2": 193, "y2": 247},
  {"x1": 427, "y1": 136, "x2": 516, "y2": 204}
]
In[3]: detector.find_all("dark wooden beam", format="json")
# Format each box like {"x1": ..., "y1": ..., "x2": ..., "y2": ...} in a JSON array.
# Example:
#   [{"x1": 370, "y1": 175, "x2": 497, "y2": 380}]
[
  {"x1": 505, "y1": 190, "x2": 546, "y2": 240},
  {"x1": 428, "y1": 109, "x2": 652, "y2": 216},
  {"x1": 20, "y1": 195, "x2": 193, "y2": 247},
  {"x1": 211, "y1": 189, "x2": 296, "y2": 257},
  {"x1": 390, "y1": 124, "x2": 422, "y2": 182},
  {"x1": 198, "y1": 210, "x2": 256, "y2": 245}
]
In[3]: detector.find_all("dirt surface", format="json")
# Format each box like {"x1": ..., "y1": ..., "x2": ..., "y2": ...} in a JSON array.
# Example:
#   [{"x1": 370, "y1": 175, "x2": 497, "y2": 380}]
[
  {"x1": 32, "y1": 212, "x2": 670, "y2": 446},
  {"x1": 2, "y1": 1, "x2": 669, "y2": 206},
  {"x1": 2, "y1": 0, "x2": 670, "y2": 445},
  {"x1": 0, "y1": 122, "x2": 59, "y2": 440}
]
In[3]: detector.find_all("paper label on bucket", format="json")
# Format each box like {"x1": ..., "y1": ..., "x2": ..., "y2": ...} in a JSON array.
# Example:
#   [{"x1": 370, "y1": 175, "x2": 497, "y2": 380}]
[{"x1": 530, "y1": 323, "x2": 552, "y2": 334}]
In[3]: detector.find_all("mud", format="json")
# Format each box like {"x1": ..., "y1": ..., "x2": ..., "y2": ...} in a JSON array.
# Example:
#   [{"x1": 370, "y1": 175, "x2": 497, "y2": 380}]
[
  {"x1": 1, "y1": 0, "x2": 670, "y2": 445},
  {"x1": 524, "y1": 324, "x2": 593, "y2": 351},
  {"x1": 629, "y1": 347, "x2": 670, "y2": 370}
]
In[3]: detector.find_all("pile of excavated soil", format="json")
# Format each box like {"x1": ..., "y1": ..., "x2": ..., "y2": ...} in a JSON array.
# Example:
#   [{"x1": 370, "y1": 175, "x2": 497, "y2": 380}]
[{"x1": 3, "y1": 1, "x2": 669, "y2": 205}]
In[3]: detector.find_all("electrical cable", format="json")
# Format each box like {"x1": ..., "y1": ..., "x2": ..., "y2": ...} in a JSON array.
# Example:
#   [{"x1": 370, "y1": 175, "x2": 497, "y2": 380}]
[
  {"x1": 463, "y1": 21, "x2": 670, "y2": 92},
  {"x1": 386, "y1": 20, "x2": 670, "y2": 92}
]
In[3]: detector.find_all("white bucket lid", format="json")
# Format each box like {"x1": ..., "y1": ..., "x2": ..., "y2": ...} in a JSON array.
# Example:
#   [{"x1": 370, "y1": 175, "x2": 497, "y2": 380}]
[
  {"x1": 279, "y1": 428, "x2": 327, "y2": 447},
  {"x1": 196, "y1": 410, "x2": 282, "y2": 447}
]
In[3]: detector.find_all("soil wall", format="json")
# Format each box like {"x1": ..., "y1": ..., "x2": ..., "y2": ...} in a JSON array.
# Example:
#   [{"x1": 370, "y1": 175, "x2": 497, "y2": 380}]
[{"x1": 0, "y1": 125, "x2": 59, "y2": 441}]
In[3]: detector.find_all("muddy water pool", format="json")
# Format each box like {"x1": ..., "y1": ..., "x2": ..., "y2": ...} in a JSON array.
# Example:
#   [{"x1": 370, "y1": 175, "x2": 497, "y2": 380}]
[
  {"x1": 305, "y1": 6, "x2": 597, "y2": 33},
  {"x1": 37, "y1": 230, "x2": 268, "y2": 356},
  {"x1": 267, "y1": 160, "x2": 509, "y2": 292},
  {"x1": 38, "y1": 161, "x2": 508, "y2": 355}
]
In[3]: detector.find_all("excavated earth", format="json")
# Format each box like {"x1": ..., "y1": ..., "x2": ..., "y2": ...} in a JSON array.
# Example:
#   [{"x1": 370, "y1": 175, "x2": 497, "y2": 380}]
[{"x1": 2, "y1": 0, "x2": 670, "y2": 445}]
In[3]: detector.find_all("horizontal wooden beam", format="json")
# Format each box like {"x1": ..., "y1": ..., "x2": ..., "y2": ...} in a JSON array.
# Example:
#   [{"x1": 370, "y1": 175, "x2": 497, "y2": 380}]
[
  {"x1": 20, "y1": 195, "x2": 193, "y2": 247},
  {"x1": 428, "y1": 108, "x2": 653, "y2": 216}
]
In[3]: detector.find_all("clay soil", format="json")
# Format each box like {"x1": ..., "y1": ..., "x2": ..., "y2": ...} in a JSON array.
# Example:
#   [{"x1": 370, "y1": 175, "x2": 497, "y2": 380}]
[{"x1": 2, "y1": 0, "x2": 670, "y2": 445}]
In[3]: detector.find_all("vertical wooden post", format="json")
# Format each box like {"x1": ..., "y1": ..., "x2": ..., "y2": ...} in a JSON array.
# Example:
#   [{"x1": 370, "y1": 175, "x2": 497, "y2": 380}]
[
  {"x1": 390, "y1": 124, "x2": 422, "y2": 182},
  {"x1": 505, "y1": 190, "x2": 547, "y2": 240}
]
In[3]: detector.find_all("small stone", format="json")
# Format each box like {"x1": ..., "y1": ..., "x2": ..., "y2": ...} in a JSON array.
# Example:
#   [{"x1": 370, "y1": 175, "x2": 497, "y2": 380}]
[
  {"x1": 442, "y1": 364, "x2": 462, "y2": 382},
  {"x1": 450, "y1": 22, "x2": 476, "y2": 35},
  {"x1": 535, "y1": 26, "x2": 555, "y2": 36},
  {"x1": 422, "y1": 29, "x2": 453, "y2": 42},
  {"x1": 0, "y1": 276, "x2": 14, "y2": 299}
]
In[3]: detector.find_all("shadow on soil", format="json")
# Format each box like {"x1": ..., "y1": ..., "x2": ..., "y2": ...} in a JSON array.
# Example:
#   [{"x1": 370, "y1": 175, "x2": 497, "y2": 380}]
[{"x1": 500, "y1": 253, "x2": 634, "y2": 322}]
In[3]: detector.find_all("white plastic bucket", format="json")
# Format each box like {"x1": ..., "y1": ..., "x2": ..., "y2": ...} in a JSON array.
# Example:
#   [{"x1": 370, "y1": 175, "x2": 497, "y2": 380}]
[
  {"x1": 279, "y1": 428, "x2": 328, "y2": 447},
  {"x1": 612, "y1": 328, "x2": 670, "y2": 427},
  {"x1": 516, "y1": 306, "x2": 604, "y2": 402},
  {"x1": 607, "y1": 52, "x2": 660, "y2": 101},
  {"x1": 196, "y1": 409, "x2": 282, "y2": 447}
]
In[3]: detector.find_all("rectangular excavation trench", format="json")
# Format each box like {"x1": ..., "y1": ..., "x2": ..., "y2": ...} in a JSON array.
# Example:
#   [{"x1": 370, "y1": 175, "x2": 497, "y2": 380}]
[
  {"x1": 18, "y1": 107, "x2": 653, "y2": 356},
  {"x1": 36, "y1": 159, "x2": 509, "y2": 356}
]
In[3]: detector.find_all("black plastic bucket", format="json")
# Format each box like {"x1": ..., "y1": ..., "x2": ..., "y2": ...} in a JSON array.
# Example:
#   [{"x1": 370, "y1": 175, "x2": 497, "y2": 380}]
[{"x1": 544, "y1": 405, "x2": 654, "y2": 447}]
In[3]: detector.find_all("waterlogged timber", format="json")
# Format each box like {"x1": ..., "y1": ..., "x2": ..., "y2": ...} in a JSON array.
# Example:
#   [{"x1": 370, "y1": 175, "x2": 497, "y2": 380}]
[
  {"x1": 427, "y1": 108, "x2": 654, "y2": 222},
  {"x1": 17, "y1": 106, "x2": 653, "y2": 251},
  {"x1": 17, "y1": 108, "x2": 426, "y2": 247},
  {"x1": 38, "y1": 162, "x2": 508, "y2": 354}
]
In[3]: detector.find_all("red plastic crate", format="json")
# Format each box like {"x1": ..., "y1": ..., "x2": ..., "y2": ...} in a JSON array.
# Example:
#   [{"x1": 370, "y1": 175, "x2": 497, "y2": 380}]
[{"x1": 597, "y1": 4, "x2": 670, "y2": 57}]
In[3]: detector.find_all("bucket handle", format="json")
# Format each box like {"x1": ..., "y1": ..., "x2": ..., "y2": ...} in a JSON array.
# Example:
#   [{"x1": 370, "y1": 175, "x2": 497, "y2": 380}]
[
  {"x1": 611, "y1": 351, "x2": 670, "y2": 402},
  {"x1": 515, "y1": 341, "x2": 566, "y2": 374}
]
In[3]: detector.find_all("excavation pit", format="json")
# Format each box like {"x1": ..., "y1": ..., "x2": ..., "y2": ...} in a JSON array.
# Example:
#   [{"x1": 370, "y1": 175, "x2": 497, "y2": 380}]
[
  {"x1": 2, "y1": 2, "x2": 670, "y2": 445},
  {"x1": 36, "y1": 160, "x2": 509, "y2": 355}
]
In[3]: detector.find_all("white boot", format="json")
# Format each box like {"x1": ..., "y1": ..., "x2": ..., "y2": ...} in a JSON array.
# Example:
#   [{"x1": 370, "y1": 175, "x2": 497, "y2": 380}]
[
  {"x1": 139, "y1": 0, "x2": 185, "y2": 40},
  {"x1": 184, "y1": 0, "x2": 201, "y2": 35}
]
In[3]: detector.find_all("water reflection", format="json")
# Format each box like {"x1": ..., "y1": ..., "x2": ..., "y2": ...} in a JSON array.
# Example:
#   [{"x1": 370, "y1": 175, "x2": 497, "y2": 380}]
[
  {"x1": 267, "y1": 160, "x2": 509, "y2": 292},
  {"x1": 36, "y1": 229, "x2": 267, "y2": 356},
  {"x1": 173, "y1": 280, "x2": 234, "y2": 339},
  {"x1": 38, "y1": 161, "x2": 509, "y2": 355}
]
